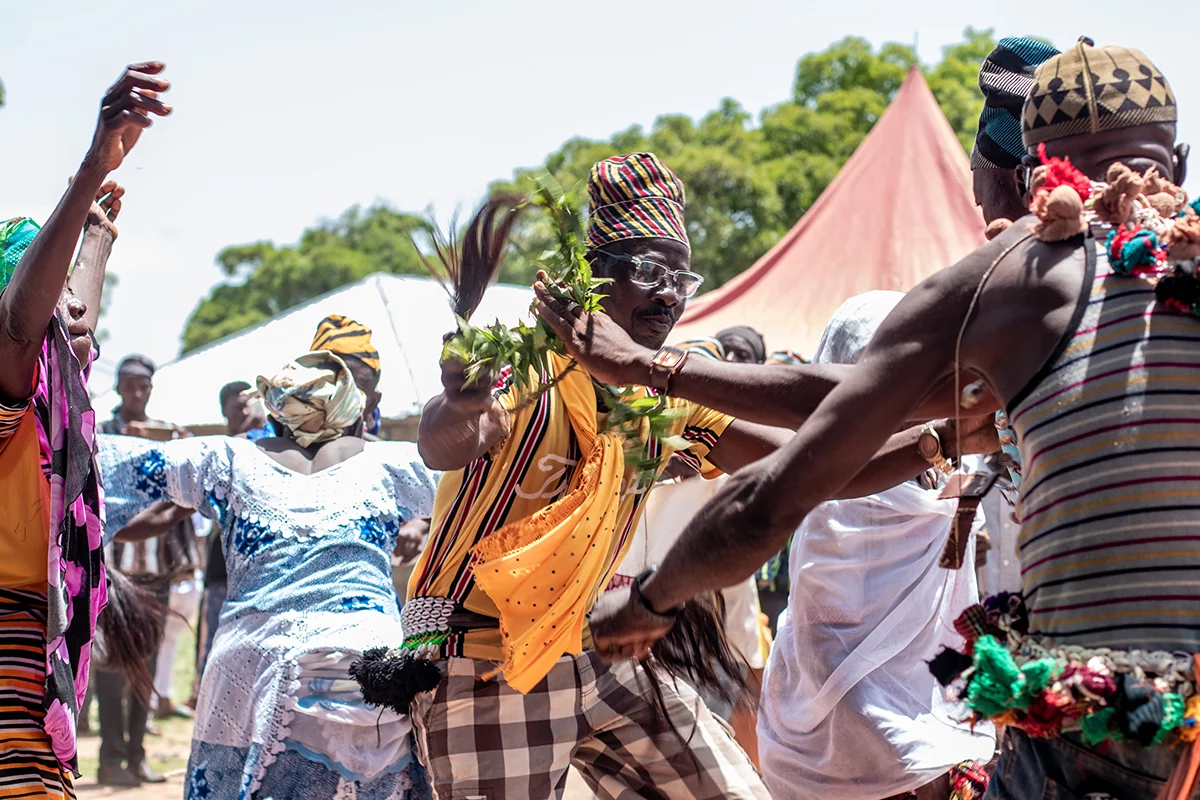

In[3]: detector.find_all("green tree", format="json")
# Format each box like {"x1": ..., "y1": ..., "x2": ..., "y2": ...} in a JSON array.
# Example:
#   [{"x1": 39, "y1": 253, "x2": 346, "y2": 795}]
[
  {"x1": 492, "y1": 28, "x2": 994, "y2": 289},
  {"x1": 181, "y1": 206, "x2": 427, "y2": 352},
  {"x1": 185, "y1": 28, "x2": 995, "y2": 352}
]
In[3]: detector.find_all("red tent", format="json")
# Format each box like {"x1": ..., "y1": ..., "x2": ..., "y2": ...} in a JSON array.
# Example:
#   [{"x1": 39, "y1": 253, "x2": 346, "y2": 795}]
[{"x1": 673, "y1": 68, "x2": 986, "y2": 356}]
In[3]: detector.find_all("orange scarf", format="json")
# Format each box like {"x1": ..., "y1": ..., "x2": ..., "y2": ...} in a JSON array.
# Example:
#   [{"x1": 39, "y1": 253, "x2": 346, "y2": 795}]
[{"x1": 473, "y1": 354, "x2": 627, "y2": 693}]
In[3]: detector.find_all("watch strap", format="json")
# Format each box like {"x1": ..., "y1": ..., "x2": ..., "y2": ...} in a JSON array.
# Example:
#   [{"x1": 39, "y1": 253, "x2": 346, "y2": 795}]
[{"x1": 633, "y1": 568, "x2": 679, "y2": 620}]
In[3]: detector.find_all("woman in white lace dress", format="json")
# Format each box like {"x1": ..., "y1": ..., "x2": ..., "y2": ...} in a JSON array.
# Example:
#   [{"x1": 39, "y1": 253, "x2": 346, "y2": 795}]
[{"x1": 100, "y1": 352, "x2": 437, "y2": 800}]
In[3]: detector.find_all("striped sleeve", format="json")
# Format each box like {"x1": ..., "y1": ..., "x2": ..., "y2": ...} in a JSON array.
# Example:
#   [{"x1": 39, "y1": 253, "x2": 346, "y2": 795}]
[
  {"x1": 675, "y1": 402, "x2": 734, "y2": 479},
  {"x1": 0, "y1": 397, "x2": 29, "y2": 442}
]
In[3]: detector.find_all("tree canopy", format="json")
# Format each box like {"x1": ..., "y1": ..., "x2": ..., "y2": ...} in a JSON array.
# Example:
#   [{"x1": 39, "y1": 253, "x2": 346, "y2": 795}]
[{"x1": 181, "y1": 28, "x2": 995, "y2": 353}]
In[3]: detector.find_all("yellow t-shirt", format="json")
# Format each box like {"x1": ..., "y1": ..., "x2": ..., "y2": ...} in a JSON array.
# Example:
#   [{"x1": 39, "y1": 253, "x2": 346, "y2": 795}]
[
  {"x1": 409, "y1": 359, "x2": 733, "y2": 662},
  {"x1": 0, "y1": 406, "x2": 50, "y2": 590}
]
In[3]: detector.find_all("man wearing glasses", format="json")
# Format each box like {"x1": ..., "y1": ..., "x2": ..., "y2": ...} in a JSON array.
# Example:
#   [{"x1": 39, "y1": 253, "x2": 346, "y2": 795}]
[{"x1": 412, "y1": 153, "x2": 977, "y2": 798}]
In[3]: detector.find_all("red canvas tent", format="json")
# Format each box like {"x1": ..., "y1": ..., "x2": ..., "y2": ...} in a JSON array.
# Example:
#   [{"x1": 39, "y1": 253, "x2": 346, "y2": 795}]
[{"x1": 673, "y1": 68, "x2": 986, "y2": 356}]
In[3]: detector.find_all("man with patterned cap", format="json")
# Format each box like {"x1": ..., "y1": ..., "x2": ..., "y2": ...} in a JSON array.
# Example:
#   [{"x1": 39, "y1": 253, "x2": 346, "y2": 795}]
[
  {"x1": 558, "y1": 41, "x2": 1198, "y2": 800},
  {"x1": 412, "y1": 153, "x2": 950, "y2": 798}
]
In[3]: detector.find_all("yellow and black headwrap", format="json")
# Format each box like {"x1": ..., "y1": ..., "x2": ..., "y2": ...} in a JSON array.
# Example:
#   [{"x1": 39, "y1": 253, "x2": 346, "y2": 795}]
[
  {"x1": 585, "y1": 152, "x2": 689, "y2": 252},
  {"x1": 1022, "y1": 38, "x2": 1176, "y2": 149},
  {"x1": 311, "y1": 314, "x2": 381, "y2": 376}
]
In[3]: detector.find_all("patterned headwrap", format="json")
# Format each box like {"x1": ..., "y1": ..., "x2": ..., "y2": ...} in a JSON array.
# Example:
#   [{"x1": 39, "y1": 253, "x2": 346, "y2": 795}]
[
  {"x1": 1023, "y1": 38, "x2": 1177, "y2": 149},
  {"x1": 255, "y1": 351, "x2": 365, "y2": 447},
  {"x1": 310, "y1": 314, "x2": 381, "y2": 376},
  {"x1": 972, "y1": 37, "x2": 1061, "y2": 170},
  {"x1": 0, "y1": 217, "x2": 41, "y2": 290},
  {"x1": 766, "y1": 349, "x2": 808, "y2": 365},
  {"x1": 585, "y1": 152, "x2": 689, "y2": 252}
]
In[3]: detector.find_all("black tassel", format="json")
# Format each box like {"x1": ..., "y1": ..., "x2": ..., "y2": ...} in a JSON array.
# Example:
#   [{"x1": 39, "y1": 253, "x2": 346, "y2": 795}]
[
  {"x1": 349, "y1": 647, "x2": 443, "y2": 715},
  {"x1": 928, "y1": 647, "x2": 975, "y2": 687}
]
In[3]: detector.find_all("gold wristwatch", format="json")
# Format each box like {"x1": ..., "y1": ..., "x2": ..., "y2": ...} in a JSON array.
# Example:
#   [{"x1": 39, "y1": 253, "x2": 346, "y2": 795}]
[
  {"x1": 648, "y1": 346, "x2": 689, "y2": 394},
  {"x1": 918, "y1": 423, "x2": 955, "y2": 476}
]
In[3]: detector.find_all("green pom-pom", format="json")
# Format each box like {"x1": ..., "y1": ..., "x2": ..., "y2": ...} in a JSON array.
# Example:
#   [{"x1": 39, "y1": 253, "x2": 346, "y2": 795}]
[
  {"x1": 966, "y1": 635, "x2": 1023, "y2": 718},
  {"x1": 1014, "y1": 658, "x2": 1057, "y2": 710},
  {"x1": 1080, "y1": 707, "x2": 1118, "y2": 745},
  {"x1": 1153, "y1": 693, "x2": 1186, "y2": 745}
]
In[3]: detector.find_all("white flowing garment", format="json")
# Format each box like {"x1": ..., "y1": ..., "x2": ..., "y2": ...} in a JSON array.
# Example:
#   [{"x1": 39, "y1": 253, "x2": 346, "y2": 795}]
[{"x1": 757, "y1": 291, "x2": 994, "y2": 799}]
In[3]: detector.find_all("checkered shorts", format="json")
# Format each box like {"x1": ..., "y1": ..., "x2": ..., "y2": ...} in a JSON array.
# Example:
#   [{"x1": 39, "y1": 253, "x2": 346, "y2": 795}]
[{"x1": 409, "y1": 651, "x2": 769, "y2": 800}]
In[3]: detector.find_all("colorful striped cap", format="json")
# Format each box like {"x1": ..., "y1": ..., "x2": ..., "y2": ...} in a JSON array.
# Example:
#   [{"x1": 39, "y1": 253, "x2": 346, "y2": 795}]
[
  {"x1": 0, "y1": 217, "x2": 40, "y2": 292},
  {"x1": 311, "y1": 314, "x2": 381, "y2": 375},
  {"x1": 585, "y1": 153, "x2": 689, "y2": 252},
  {"x1": 1023, "y1": 38, "x2": 1176, "y2": 149},
  {"x1": 972, "y1": 37, "x2": 1061, "y2": 170}
]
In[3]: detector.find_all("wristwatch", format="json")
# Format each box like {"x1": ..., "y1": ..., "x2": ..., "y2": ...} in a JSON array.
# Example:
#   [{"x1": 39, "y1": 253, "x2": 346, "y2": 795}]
[
  {"x1": 648, "y1": 346, "x2": 689, "y2": 394},
  {"x1": 918, "y1": 423, "x2": 955, "y2": 476},
  {"x1": 633, "y1": 567, "x2": 680, "y2": 620}
]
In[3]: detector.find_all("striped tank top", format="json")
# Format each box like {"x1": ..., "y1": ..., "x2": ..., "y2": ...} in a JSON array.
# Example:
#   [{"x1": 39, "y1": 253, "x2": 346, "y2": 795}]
[{"x1": 1010, "y1": 231, "x2": 1200, "y2": 652}]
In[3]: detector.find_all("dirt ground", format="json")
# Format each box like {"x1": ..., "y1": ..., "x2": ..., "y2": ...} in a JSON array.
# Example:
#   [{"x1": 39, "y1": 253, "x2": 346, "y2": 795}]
[{"x1": 69, "y1": 613, "x2": 593, "y2": 798}]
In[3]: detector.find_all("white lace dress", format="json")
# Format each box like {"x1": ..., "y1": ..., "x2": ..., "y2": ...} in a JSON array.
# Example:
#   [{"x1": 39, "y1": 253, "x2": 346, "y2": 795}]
[{"x1": 99, "y1": 435, "x2": 438, "y2": 800}]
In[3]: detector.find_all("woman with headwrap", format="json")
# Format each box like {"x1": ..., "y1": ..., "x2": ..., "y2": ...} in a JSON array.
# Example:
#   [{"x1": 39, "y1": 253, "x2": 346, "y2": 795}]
[
  {"x1": 99, "y1": 351, "x2": 437, "y2": 800},
  {"x1": 0, "y1": 62, "x2": 171, "y2": 797}
]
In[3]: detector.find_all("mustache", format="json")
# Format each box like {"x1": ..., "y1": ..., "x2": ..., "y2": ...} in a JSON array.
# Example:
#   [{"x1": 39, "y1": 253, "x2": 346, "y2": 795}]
[{"x1": 635, "y1": 307, "x2": 676, "y2": 323}]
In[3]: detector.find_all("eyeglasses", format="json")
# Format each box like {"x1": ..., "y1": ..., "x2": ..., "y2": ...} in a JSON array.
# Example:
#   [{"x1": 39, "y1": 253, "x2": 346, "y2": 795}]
[{"x1": 596, "y1": 250, "x2": 705, "y2": 298}]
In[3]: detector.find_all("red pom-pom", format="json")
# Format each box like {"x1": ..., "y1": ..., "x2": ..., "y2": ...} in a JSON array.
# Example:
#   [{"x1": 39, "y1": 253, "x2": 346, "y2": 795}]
[{"x1": 1037, "y1": 143, "x2": 1092, "y2": 202}]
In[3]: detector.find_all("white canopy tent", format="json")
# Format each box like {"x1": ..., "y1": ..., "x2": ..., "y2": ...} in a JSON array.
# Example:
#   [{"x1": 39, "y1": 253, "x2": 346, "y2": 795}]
[{"x1": 92, "y1": 273, "x2": 535, "y2": 429}]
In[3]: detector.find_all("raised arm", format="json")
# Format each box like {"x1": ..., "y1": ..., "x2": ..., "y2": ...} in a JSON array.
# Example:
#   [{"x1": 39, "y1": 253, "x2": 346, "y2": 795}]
[
  {"x1": 70, "y1": 183, "x2": 125, "y2": 334},
  {"x1": 417, "y1": 358, "x2": 511, "y2": 471},
  {"x1": 0, "y1": 62, "x2": 169, "y2": 402}
]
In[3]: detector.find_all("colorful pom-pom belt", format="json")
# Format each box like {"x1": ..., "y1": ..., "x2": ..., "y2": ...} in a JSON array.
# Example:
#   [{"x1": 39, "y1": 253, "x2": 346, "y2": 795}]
[{"x1": 930, "y1": 592, "x2": 1200, "y2": 748}]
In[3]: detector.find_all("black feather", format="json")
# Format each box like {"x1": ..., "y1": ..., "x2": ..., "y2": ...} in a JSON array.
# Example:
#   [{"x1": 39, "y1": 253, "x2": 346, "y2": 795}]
[
  {"x1": 928, "y1": 646, "x2": 975, "y2": 687},
  {"x1": 349, "y1": 647, "x2": 443, "y2": 715}
]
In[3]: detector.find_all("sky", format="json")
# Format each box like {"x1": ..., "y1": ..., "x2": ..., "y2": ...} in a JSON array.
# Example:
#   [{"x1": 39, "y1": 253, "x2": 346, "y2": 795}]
[{"x1": 2, "y1": 1, "x2": 1195, "y2": 391}]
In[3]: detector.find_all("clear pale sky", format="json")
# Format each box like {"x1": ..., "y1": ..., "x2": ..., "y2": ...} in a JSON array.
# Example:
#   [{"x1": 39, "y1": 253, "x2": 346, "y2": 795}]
[{"x1": 1, "y1": 1, "x2": 1194, "y2": 391}]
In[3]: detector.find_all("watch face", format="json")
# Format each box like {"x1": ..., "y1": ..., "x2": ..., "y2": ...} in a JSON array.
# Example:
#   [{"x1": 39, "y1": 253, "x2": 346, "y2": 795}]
[
  {"x1": 917, "y1": 432, "x2": 941, "y2": 461},
  {"x1": 653, "y1": 348, "x2": 685, "y2": 369}
]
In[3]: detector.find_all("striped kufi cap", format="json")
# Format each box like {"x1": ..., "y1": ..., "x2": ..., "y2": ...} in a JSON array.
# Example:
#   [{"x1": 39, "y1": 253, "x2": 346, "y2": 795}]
[{"x1": 585, "y1": 153, "x2": 689, "y2": 252}]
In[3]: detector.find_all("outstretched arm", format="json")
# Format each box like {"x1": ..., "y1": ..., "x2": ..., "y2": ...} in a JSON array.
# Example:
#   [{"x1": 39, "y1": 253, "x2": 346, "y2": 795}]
[
  {"x1": 585, "y1": 242, "x2": 1010, "y2": 659},
  {"x1": 707, "y1": 415, "x2": 998, "y2": 501},
  {"x1": 0, "y1": 62, "x2": 169, "y2": 402},
  {"x1": 533, "y1": 279, "x2": 996, "y2": 429}
]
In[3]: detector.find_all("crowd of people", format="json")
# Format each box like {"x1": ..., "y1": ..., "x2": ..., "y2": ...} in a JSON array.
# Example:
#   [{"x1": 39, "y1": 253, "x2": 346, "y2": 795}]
[{"x1": 0, "y1": 32, "x2": 1197, "y2": 800}]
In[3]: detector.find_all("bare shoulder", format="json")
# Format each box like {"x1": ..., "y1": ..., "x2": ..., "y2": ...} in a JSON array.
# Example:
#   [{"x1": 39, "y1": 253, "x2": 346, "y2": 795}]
[{"x1": 961, "y1": 217, "x2": 1090, "y2": 405}]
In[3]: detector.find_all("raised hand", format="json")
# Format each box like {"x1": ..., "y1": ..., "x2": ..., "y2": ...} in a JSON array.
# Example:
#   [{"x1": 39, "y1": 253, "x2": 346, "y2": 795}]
[
  {"x1": 88, "y1": 180, "x2": 125, "y2": 239},
  {"x1": 533, "y1": 271, "x2": 652, "y2": 387},
  {"x1": 84, "y1": 62, "x2": 171, "y2": 174}
]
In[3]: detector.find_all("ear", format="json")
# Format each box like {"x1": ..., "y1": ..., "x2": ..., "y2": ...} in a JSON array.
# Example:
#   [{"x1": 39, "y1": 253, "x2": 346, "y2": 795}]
[{"x1": 1174, "y1": 142, "x2": 1189, "y2": 188}]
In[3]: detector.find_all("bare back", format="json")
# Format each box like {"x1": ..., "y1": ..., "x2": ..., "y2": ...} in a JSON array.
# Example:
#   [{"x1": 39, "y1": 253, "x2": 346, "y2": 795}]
[{"x1": 255, "y1": 435, "x2": 366, "y2": 475}]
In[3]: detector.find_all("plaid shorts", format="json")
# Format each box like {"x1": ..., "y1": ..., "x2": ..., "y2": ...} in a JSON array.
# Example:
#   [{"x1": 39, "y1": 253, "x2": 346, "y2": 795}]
[{"x1": 410, "y1": 651, "x2": 769, "y2": 800}]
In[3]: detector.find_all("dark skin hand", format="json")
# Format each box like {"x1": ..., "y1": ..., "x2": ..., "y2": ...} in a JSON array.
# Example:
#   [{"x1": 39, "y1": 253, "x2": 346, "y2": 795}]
[
  {"x1": 0, "y1": 62, "x2": 170, "y2": 401},
  {"x1": 589, "y1": 122, "x2": 1187, "y2": 659}
]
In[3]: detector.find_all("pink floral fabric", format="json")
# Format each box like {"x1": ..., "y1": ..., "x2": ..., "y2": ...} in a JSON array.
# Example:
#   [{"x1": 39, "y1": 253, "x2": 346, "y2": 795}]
[{"x1": 30, "y1": 313, "x2": 106, "y2": 775}]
